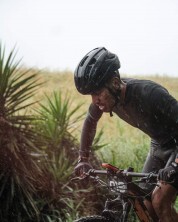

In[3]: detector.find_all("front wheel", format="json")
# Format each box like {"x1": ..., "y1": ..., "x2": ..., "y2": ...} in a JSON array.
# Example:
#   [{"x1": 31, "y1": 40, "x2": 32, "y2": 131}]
[{"x1": 74, "y1": 215, "x2": 116, "y2": 222}]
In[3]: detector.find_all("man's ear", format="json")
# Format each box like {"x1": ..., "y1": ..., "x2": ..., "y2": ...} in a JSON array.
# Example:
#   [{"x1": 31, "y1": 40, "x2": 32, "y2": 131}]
[{"x1": 111, "y1": 77, "x2": 120, "y2": 90}]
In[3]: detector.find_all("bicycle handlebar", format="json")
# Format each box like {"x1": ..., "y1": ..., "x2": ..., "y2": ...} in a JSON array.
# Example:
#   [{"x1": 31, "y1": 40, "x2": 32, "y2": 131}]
[
  {"x1": 71, "y1": 163, "x2": 158, "y2": 183},
  {"x1": 88, "y1": 169, "x2": 158, "y2": 178}
]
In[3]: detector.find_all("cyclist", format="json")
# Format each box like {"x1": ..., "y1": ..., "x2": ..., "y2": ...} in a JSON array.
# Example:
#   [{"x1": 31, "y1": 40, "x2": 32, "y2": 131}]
[{"x1": 74, "y1": 47, "x2": 178, "y2": 221}]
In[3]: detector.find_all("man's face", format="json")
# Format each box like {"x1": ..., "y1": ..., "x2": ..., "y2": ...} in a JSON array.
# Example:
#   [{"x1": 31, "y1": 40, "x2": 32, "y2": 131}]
[{"x1": 91, "y1": 87, "x2": 115, "y2": 112}]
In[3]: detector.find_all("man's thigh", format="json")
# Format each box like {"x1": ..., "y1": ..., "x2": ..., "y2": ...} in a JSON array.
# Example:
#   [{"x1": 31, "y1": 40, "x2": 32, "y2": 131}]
[
  {"x1": 141, "y1": 139, "x2": 175, "y2": 191},
  {"x1": 142, "y1": 140, "x2": 175, "y2": 174}
]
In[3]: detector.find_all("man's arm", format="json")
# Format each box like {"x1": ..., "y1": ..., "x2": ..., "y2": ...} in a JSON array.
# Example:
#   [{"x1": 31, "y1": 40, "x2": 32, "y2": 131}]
[
  {"x1": 79, "y1": 103, "x2": 103, "y2": 162},
  {"x1": 74, "y1": 103, "x2": 103, "y2": 176}
]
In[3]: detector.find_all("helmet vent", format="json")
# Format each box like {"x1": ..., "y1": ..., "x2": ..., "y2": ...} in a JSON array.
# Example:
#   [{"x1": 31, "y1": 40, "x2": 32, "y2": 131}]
[
  {"x1": 88, "y1": 58, "x2": 96, "y2": 65},
  {"x1": 80, "y1": 56, "x2": 89, "y2": 66}
]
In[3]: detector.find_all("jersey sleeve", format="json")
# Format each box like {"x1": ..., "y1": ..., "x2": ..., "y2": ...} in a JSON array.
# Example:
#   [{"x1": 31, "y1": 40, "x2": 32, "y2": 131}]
[{"x1": 80, "y1": 103, "x2": 103, "y2": 155}]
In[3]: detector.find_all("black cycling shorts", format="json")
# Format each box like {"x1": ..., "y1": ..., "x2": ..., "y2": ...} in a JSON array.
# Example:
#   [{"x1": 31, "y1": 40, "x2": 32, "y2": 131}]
[{"x1": 141, "y1": 139, "x2": 178, "y2": 190}]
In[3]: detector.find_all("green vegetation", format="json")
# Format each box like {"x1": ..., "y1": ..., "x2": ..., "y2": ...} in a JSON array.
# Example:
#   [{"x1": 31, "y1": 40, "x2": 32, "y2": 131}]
[
  {"x1": 0, "y1": 43, "x2": 43, "y2": 221},
  {"x1": 0, "y1": 44, "x2": 83, "y2": 221},
  {"x1": 0, "y1": 43, "x2": 178, "y2": 221}
]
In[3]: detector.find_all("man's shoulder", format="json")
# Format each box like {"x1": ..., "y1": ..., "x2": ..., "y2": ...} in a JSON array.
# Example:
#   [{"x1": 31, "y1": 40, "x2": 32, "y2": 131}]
[
  {"x1": 121, "y1": 77, "x2": 146, "y2": 85},
  {"x1": 122, "y1": 77, "x2": 169, "y2": 101},
  {"x1": 121, "y1": 77, "x2": 165, "y2": 89}
]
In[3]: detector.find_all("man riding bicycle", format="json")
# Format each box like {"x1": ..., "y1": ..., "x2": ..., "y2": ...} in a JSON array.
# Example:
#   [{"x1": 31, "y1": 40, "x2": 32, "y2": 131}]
[{"x1": 74, "y1": 47, "x2": 178, "y2": 222}]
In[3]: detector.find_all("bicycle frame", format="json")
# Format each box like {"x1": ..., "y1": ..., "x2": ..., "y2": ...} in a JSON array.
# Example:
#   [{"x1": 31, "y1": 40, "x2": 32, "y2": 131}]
[{"x1": 74, "y1": 163, "x2": 158, "y2": 222}]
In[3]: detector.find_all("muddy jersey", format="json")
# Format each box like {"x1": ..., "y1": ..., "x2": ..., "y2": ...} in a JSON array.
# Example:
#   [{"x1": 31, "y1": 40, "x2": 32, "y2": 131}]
[{"x1": 80, "y1": 78, "x2": 178, "y2": 150}]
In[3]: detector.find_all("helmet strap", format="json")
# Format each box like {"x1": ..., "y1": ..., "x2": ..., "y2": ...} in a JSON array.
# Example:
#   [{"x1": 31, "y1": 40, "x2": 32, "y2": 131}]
[
  {"x1": 105, "y1": 85, "x2": 121, "y2": 117},
  {"x1": 105, "y1": 85, "x2": 121, "y2": 103}
]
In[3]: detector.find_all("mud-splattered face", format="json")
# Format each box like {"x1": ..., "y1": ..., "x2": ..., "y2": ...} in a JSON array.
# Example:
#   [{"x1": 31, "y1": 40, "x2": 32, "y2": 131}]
[{"x1": 91, "y1": 87, "x2": 115, "y2": 112}]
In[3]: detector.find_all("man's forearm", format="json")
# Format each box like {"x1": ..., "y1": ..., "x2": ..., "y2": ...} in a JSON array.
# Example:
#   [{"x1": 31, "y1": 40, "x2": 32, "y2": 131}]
[{"x1": 79, "y1": 116, "x2": 97, "y2": 159}]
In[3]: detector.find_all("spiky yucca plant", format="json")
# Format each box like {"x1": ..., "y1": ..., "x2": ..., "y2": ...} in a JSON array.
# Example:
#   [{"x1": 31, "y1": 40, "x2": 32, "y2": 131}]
[
  {"x1": 0, "y1": 44, "x2": 44, "y2": 221},
  {"x1": 35, "y1": 91, "x2": 84, "y2": 186},
  {"x1": 33, "y1": 91, "x2": 85, "y2": 220},
  {"x1": 35, "y1": 91, "x2": 108, "y2": 221}
]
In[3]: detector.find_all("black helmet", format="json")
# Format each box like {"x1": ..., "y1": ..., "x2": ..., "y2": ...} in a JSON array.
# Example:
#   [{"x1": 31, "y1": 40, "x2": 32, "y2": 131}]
[{"x1": 74, "y1": 47, "x2": 121, "y2": 95}]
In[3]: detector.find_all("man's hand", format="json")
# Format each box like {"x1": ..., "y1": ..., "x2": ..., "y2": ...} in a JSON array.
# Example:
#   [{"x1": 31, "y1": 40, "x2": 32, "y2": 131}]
[
  {"x1": 158, "y1": 162, "x2": 178, "y2": 182},
  {"x1": 74, "y1": 161, "x2": 93, "y2": 177}
]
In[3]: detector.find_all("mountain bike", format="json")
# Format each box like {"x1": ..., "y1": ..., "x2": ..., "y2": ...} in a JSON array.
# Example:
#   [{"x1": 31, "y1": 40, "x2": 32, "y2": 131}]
[{"x1": 72, "y1": 163, "x2": 158, "y2": 222}]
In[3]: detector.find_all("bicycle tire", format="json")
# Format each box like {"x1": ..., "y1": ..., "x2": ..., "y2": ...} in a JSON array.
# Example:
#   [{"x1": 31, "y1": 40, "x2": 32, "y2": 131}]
[{"x1": 74, "y1": 215, "x2": 116, "y2": 222}]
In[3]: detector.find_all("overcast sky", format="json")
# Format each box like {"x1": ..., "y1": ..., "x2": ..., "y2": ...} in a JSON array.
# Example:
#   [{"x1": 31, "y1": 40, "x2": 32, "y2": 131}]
[{"x1": 1, "y1": 0, "x2": 178, "y2": 76}]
